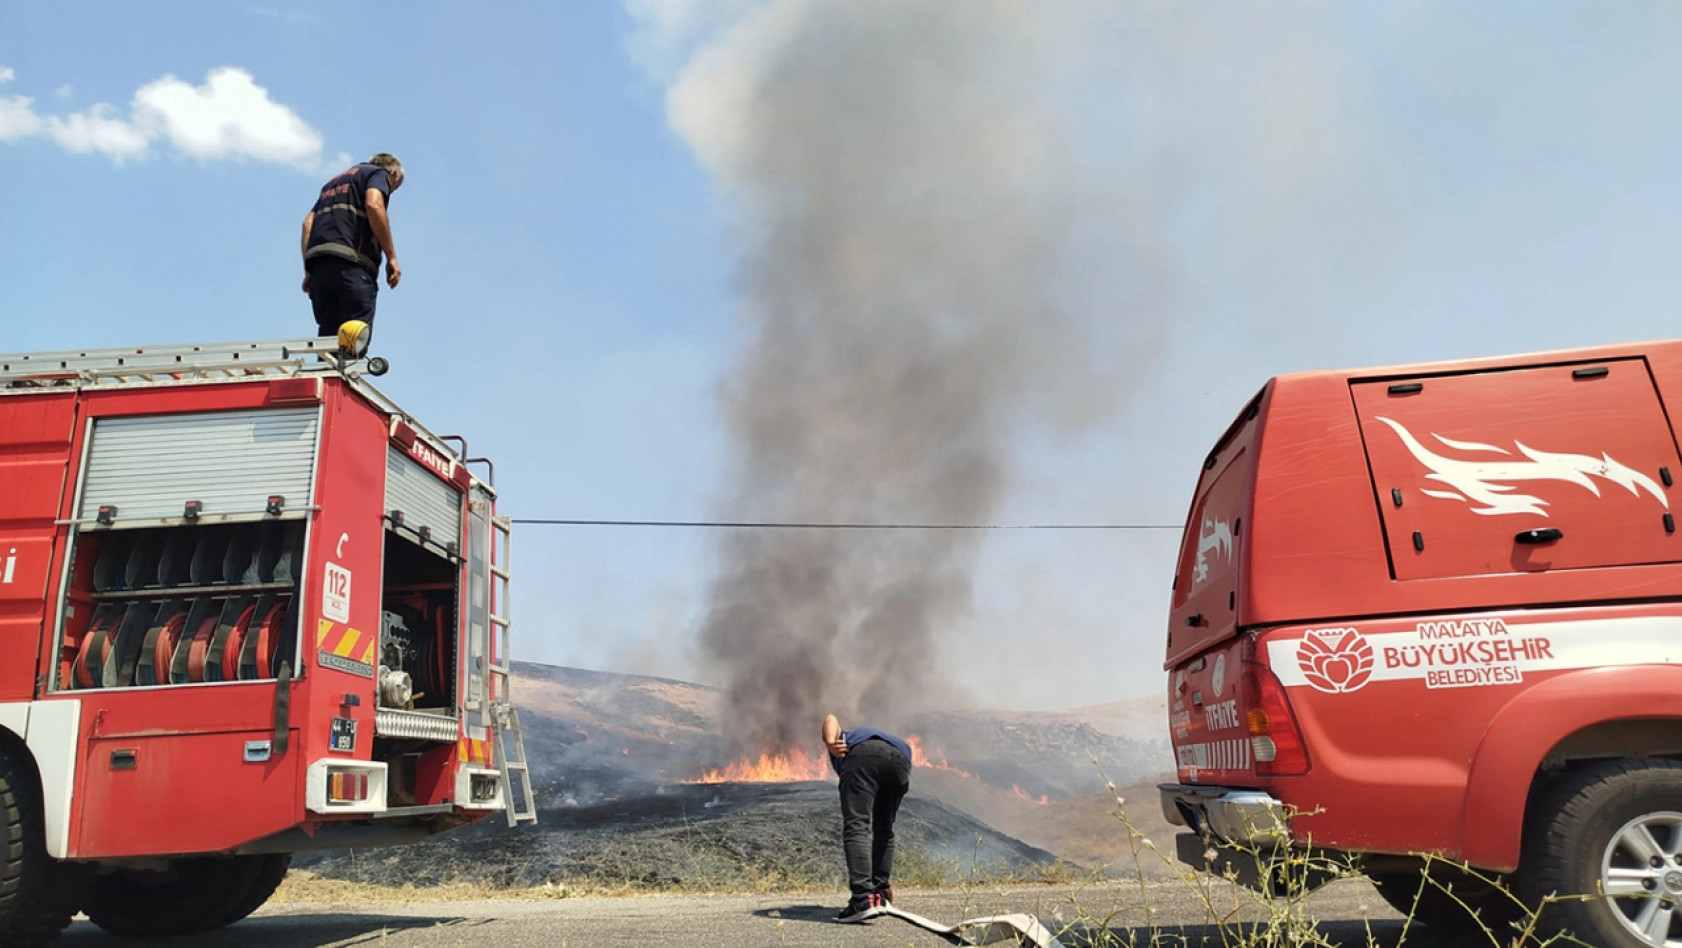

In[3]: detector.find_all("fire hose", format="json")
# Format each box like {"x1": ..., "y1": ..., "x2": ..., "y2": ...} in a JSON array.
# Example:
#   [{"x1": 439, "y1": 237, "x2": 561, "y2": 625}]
[
  {"x1": 74, "y1": 597, "x2": 292, "y2": 689},
  {"x1": 873, "y1": 906, "x2": 1064, "y2": 947},
  {"x1": 135, "y1": 609, "x2": 186, "y2": 687},
  {"x1": 74, "y1": 605, "x2": 120, "y2": 689},
  {"x1": 72, "y1": 523, "x2": 300, "y2": 690}
]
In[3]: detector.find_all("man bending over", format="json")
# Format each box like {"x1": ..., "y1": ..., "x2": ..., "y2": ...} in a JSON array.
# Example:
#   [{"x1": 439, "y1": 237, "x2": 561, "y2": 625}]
[{"x1": 823, "y1": 713, "x2": 912, "y2": 923}]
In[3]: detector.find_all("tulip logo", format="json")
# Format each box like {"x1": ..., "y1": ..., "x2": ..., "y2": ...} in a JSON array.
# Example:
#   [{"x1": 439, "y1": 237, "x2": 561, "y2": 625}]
[{"x1": 1296, "y1": 628, "x2": 1374, "y2": 694}]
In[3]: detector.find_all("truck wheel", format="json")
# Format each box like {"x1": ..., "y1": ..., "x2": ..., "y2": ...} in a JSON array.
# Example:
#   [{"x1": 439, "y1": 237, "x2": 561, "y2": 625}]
[
  {"x1": 0, "y1": 752, "x2": 80, "y2": 947},
  {"x1": 208, "y1": 853, "x2": 291, "y2": 928},
  {"x1": 1519, "y1": 757, "x2": 1682, "y2": 947},
  {"x1": 84, "y1": 855, "x2": 259, "y2": 938},
  {"x1": 1369, "y1": 865, "x2": 1523, "y2": 935}
]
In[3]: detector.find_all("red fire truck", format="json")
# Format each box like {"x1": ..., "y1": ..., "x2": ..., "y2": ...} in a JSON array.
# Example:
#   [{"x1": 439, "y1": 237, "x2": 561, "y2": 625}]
[
  {"x1": 1159, "y1": 339, "x2": 1682, "y2": 947},
  {"x1": 0, "y1": 335, "x2": 535, "y2": 945}
]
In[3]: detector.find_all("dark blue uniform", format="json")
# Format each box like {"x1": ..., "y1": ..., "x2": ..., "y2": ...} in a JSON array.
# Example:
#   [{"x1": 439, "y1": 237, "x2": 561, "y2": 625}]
[{"x1": 305, "y1": 163, "x2": 393, "y2": 336}]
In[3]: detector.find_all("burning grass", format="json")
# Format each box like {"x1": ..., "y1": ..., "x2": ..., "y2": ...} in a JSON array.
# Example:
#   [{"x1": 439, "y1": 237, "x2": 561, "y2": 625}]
[
  {"x1": 687, "y1": 747, "x2": 831, "y2": 784},
  {"x1": 686, "y1": 735, "x2": 980, "y2": 785},
  {"x1": 1012, "y1": 783, "x2": 1051, "y2": 806}
]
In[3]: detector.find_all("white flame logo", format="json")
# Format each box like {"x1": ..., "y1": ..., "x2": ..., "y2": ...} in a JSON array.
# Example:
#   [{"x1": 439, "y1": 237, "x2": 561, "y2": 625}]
[
  {"x1": 1193, "y1": 519, "x2": 1233, "y2": 584},
  {"x1": 1374, "y1": 416, "x2": 1669, "y2": 517}
]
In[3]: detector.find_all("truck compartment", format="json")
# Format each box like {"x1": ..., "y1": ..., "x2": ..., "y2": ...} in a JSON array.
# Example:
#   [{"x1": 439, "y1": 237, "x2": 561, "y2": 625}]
[
  {"x1": 1353, "y1": 358, "x2": 1682, "y2": 580},
  {"x1": 56, "y1": 521, "x2": 303, "y2": 691},
  {"x1": 77, "y1": 727, "x2": 300, "y2": 858},
  {"x1": 1161, "y1": 343, "x2": 1682, "y2": 642},
  {"x1": 376, "y1": 530, "x2": 458, "y2": 713},
  {"x1": 368, "y1": 498, "x2": 467, "y2": 811}
]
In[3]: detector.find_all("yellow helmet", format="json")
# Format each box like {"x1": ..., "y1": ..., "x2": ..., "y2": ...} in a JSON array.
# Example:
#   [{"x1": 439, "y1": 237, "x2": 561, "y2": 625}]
[{"x1": 337, "y1": 320, "x2": 371, "y2": 357}]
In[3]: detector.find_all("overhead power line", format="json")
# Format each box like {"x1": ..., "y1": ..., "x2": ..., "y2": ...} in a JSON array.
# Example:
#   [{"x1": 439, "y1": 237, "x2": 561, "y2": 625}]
[{"x1": 509, "y1": 518, "x2": 1183, "y2": 530}]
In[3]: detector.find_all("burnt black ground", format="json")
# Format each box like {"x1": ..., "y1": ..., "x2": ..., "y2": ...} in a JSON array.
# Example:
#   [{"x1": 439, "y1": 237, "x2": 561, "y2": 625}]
[{"x1": 295, "y1": 782, "x2": 1065, "y2": 890}]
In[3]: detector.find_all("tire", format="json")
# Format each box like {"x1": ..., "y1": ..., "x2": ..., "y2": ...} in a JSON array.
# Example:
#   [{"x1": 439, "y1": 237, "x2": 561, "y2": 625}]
[
  {"x1": 85, "y1": 855, "x2": 260, "y2": 938},
  {"x1": 1518, "y1": 757, "x2": 1682, "y2": 948},
  {"x1": 1370, "y1": 864, "x2": 1524, "y2": 936},
  {"x1": 0, "y1": 752, "x2": 80, "y2": 946},
  {"x1": 209, "y1": 853, "x2": 290, "y2": 928}
]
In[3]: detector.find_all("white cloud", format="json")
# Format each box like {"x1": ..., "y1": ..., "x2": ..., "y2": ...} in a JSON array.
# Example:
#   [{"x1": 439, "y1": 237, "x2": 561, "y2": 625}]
[
  {"x1": 0, "y1": 66, "x2": 327, "y2": 170},
  {"x1": 0, "y1": 66, "x2": 45, "y2": 143},
  {"x1": 47, "y1": 104, "x2": 150, "y2": 159},
  {"x1": 54, "y1": 84, "x2": 73, "y2": 100},
  {"x1": 0, "y1": 95, "x2": 43, "y2": 141},
  {"x1": 132, "y1": 68, "x2": 323, "y2": 167}
]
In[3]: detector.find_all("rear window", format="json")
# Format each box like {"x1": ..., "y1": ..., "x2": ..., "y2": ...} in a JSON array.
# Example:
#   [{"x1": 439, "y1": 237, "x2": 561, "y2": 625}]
[
  {"x1": 1166, "y1": 390, "x2": 1263, "y2": 667},
  {"x1": 1353, "y1": 358, "x2": 1682, "y2": 581},
  {"x1": 1174, "y1": 453, "x2": 1246, "y2": 609}
]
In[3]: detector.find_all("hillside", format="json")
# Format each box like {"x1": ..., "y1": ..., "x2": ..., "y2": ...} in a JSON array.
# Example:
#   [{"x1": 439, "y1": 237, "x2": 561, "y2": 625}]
[
  {"x1": 508, "y1": 661, "x2": 1172, "y2": 806},
  {"x1": 299, "y1": 662, "x2": 1180, "y2": 890}
]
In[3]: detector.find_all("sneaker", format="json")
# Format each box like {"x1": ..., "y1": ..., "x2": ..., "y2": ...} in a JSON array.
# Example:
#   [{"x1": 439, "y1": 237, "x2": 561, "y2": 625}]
[
  {"x1": 836, "y1": 894, "x2": 883, "y2": 923},
  {"x1": 879, "y1": 886, "x2": 895, "y2": 906}
]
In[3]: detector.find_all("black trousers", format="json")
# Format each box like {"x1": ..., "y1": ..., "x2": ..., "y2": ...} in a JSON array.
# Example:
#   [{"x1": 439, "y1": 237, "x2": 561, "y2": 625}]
[
  {"x1": 308, "y1": 256, "x2": 378, "y2": 337},
  {"x1": 838, "y1": 738, "x2": 911, "y2": 898}
]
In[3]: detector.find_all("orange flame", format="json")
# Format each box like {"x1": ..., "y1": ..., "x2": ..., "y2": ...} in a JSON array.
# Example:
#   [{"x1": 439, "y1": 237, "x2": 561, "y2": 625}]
[
  {"x1": 688, "y1": 735, "x2": 979, "y2": 785},
  {"x1": 907, "y1": 736, "x2": 975, "y2": 779},
  {"x1": 1010, "y1": 783, "x2": 1051, "y2": 806},
  {"x1": 687, "y1": 747, "x2": 834, "y2": 784}
]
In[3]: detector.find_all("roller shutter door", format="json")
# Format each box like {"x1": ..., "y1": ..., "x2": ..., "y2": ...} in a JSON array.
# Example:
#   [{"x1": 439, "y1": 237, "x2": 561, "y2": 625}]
[
  {"x1": 79, "y1": 408, "x2": 320, "y2": 521},
  {"x1": 385, "y1": 446, "x2": 462, "y2": 554}
]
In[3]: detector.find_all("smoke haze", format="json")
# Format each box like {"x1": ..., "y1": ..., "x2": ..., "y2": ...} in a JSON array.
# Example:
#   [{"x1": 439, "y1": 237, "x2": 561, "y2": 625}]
[{"x1": 627, "y1": 0, "x2": 1364, "y2": 750}]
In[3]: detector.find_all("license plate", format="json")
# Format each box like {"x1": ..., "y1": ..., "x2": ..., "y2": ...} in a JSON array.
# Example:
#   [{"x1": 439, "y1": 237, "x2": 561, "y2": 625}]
[{"x1": 330, "y1": 716, "x2": 358, "y2": 753}]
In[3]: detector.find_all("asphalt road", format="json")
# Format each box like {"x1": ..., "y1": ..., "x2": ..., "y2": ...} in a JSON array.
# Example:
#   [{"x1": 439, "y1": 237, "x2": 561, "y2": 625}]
[{"x1": 55, "y1": 879, "x2": 1504, "y2": 947}]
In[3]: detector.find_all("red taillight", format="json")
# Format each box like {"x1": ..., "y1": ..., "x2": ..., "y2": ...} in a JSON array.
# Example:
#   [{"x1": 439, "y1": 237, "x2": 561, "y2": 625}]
[
  {"x1": 1243, "y1": 661, "x2": 1309, "y2": 776},
  {"x1": 328, "y1": 772, "x2": 369, "y2": 803}
]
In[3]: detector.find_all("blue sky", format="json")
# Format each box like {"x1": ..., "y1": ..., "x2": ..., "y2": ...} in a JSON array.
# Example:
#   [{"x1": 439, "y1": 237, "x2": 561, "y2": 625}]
[{"x1": 4, "y1": 2, "x2": 1681, "y2": 709}]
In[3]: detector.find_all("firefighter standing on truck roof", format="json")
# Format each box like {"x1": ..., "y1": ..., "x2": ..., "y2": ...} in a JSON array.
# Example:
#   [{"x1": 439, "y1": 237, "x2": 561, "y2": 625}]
[{"x1": 300, "y1": 153, "x2": 404, "y2": 338}]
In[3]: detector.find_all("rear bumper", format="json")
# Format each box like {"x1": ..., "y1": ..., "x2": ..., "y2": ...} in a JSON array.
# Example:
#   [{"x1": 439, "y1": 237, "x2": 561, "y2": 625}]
[{"x1": 1159, "y1": 783, "x2": 1289, "y2": 845}]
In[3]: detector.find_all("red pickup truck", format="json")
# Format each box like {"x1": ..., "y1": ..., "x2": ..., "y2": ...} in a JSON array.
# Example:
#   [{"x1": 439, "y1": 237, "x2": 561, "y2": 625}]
[{"x1": 1160, "y1": 340, "x2": 1682, "y2": 947}]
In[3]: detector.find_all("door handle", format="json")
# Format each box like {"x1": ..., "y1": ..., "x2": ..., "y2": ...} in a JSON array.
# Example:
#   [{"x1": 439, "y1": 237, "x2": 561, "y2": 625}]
[{"x1": 1515, "y1": 528, "x2": 1563, "y2": 544}]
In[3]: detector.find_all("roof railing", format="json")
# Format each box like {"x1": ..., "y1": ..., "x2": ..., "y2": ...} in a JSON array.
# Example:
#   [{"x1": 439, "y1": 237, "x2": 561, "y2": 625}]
[{"x1": 0, "y1": 336, "x2": 481, "y2": 487}]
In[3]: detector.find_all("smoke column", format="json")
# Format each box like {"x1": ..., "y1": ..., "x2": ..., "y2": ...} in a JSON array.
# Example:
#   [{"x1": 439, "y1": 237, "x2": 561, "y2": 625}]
[{"x1": 633, "y1": 1, "x2": 1236, "y2": 752}]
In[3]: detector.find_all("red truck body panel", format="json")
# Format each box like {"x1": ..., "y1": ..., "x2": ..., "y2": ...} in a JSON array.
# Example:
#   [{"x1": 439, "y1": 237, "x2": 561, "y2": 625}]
[
  {"x1": 0, "y1": 354, "x2": 518, "y2": 862},
  {"x1": 1164, "y1": 338, "x2": 1682, "y2": 872},
  {"x1": 0, "y1": 394, "x2": 78, "y2": 702}
]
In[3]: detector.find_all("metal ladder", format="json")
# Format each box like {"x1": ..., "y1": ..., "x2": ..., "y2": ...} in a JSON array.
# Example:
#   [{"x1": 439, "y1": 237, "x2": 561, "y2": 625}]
[
  {"x1": 488, "y1": 515, "x2": 537, "y2": 826},
  {"x1": 0, "y1": 336, "x2": 353, "y2": 386}
]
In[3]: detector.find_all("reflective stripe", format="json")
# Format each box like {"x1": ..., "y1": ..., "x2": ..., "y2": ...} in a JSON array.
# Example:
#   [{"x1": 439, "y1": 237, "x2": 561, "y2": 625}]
[
  {"x1": 305, "y1": 243, "x2": 378, "y2": 271},
  {"x1": 316, "y1": 202, "x2": 365, "y2": 218}
]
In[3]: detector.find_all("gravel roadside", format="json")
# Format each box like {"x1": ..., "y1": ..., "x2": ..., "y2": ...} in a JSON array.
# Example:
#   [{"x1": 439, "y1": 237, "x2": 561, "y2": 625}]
[{"x1": 48, "y1": 878, "x2": 1512, "y2": 947}]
